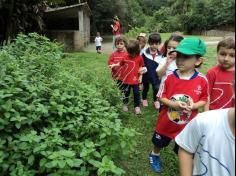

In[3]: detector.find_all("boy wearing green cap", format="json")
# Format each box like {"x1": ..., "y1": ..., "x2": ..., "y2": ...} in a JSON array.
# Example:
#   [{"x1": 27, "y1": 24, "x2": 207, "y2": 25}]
[{"x1": 149, "y1": 38, "x2": 209, "y2": 173}]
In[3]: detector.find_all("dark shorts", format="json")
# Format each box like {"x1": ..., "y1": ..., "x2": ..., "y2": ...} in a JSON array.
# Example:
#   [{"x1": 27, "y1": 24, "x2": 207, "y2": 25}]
[
  {"x1": 96, "y1": 46, "x2": 101, "y2": 50},
  {"x1": 152, "y1": 131, "x2": 179, "y2": 154}
]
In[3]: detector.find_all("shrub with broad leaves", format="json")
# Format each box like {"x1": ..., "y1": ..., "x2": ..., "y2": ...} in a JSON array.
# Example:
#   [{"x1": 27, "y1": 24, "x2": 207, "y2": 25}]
[{"x1": 0, "y1": 33, "x2": 137, "y2": 176}]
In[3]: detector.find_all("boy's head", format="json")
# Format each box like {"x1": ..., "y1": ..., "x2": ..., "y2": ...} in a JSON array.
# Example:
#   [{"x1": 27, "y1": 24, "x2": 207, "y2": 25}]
[
  {"x1": 97, "y1": 32, "x2": 100, "y2": 36},
  {"x1": 115, "y1": 36, "x2": 128, "y2": 51},
  {"x1": 127, "y1": 40, "x2": 140, "y2": 58},
  {"x1": 217, "y1": 37, "x2": 235, "y2": 71},
  {"x1": 171, "y1": 38, "x2": 206, "y2": 71},
  {"x1": 148, "y1": 33, "x2": 162, "y2": 52},
  {"x1": 137, "y1": 33, "x2": 147, "y2": 50}
]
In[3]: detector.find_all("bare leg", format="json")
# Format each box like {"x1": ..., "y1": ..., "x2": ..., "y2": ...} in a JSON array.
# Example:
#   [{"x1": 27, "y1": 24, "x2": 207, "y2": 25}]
[{"x1": 153, "y1": 146, "x2": 161, "y2": 155}]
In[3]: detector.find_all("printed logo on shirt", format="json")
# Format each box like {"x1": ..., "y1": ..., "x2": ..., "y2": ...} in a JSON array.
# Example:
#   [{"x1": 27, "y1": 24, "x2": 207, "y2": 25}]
[
  {"x1": 194, "y1": 85, "x2": 203, "y2": 95},
  {"x1": 168, "y1": 94, "x2": 193, "y2": 125}
]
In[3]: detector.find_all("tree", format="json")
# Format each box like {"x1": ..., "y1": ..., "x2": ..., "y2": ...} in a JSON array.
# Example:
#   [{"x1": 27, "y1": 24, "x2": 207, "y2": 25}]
[
  {"x1": 0, "y1": 0, "x2": 63, "y2": 43},
  {"x1": 87, "y1": 0, "x2": 128, "y2": 35}
]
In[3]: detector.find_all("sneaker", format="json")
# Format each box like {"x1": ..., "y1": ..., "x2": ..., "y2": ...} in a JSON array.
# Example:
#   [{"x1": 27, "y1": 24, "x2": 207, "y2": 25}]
[
  {"x1": 134, "y1": 107, "x2": 141, "y2": 115},
  {"x1": 123, "y1": 105, "x2": 128, "y2": 112},
  {"x1": 154, "y1": 101, "x2": 160, "y2": 109},
  {"x1": 149, "y1": 153, "x2": 161, "y2": 173},
  {"x1": 142, "y1": 100, "x2": 148, "y2": 107}
]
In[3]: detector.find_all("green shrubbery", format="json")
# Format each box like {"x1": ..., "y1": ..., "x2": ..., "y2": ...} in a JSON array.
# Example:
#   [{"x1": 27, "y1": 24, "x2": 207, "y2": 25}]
[
  {"x1": 0, "y1": 33, "x2": 137, "y2": 176},
  {"x1": 126, "y1": 27, "x2": 150, "y2": 39}
]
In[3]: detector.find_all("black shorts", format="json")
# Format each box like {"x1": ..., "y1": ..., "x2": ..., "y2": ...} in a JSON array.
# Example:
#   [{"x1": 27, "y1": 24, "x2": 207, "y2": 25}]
[
  {"x1": 96, "y1": 46, "x2": 101, "y2": 50},
  {"x1": 152, "y1": 131, "x2": 179, "y2": 154}
]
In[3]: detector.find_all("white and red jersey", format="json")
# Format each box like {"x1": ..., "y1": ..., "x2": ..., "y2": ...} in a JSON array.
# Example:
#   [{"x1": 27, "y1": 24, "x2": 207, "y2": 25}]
[
  {"x1": 113, "y1": 21, "x2": 121, "y2": 36},
  {"x1": 108, "y1": 51, "x2": 128, "y2": 80},
  {"x1": 120, "y1": 55, "x2": 144, "y2": 85},
  {"x1": 206, "y1": 65, "x2": 234, "y2": 110},
  {"x1": 156, "y1": 70, "x2": 209, "y2": 139}
]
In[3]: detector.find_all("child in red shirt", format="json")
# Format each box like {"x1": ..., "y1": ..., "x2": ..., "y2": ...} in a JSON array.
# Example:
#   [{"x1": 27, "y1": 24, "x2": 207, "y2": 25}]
[
  {"x1": 108, "y1": 36, "x2": 128, "y2": 92},
  {"x1": 149, "y1": 38, "x2": 209, "y2": 173},
  {"x1": 111, "y1": 16, "x2": 121, "y2": 50},
  {"x1": 110, "y1": 40, "x2": 145, "y2": 114},
  {"x1": 204, "y1": 37, "x2": 235, "y2": 111}
]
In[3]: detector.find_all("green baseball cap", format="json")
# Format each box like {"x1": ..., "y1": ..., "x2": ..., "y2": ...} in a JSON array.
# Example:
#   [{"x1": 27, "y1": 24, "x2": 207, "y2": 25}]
[{"x1": 170, "y1": 38, "x2": 206, "y2": 57}]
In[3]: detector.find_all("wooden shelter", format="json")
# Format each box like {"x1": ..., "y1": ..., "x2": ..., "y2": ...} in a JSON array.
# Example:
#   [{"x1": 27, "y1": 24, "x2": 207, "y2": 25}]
[{"x1": 44, "y1": 2, "x2": 91, "y2": 51}]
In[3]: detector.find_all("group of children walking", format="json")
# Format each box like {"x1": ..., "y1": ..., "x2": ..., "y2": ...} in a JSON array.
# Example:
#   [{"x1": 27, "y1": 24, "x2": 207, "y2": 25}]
[{"x1": 107, "y1": 32, "x2": 235, "y2": 175}]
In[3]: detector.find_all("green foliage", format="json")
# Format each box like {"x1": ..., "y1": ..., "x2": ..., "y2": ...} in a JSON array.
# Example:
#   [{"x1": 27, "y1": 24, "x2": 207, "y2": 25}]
[
  {"x1": 0, "y1": 33, "x2": 137, "y2": 175},
  {"x1": 123, "y1": 0, "x2": 235, "y2": 34},
  {"x1": 126, "y1": 27, "x2": 149, "y2": 39},
  {"x1": 143, "y1": 0, "x2": 235, "y2": 34}
]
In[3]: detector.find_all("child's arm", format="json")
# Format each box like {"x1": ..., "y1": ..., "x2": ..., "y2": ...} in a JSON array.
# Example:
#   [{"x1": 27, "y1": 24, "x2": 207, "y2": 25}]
[
  {"x1": 139, "y1": 74, "x2": 143, "y2": 84},
  {"x1": 178, "y1": 148, "x2": 194, "y2": 176},
  {"x1": 109, "y1": 63, "x2": 120, "y2": 69},
  {"x1": 157, "y1": 56, "x2": 174, "y2": 78},
  {"x1": 203, "y1": 100, "x2": 210, "y2": 112},
  {"x1": 157, "y1": 61, "x2": 168, "y2": 78},
  {"x1": 187, "y1": 100, "x2": 207, "y2": 111}
]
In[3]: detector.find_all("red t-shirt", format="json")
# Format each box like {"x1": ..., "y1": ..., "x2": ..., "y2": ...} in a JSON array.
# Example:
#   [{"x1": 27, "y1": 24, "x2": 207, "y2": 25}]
[
  {"x1": 206, "y1": 65, "x2": 234, "y2": 110},
  {"x1": 108, "y1": 51, "x2": 128, "y2": 80},
  {"x1": 113, "y1": 21, "x2": 121, "y2": 36},
  {"x1": 156, "y1": 71, "x2": 209, "y2": 139},
  {"x1": 120, "y1": 55, "x2": 144, "y2": 85}
]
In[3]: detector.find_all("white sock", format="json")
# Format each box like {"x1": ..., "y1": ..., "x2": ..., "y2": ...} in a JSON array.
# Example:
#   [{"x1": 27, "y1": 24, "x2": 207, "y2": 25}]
[{"x1": 151, "y1": 151, "x2": 160, "y2": 156}]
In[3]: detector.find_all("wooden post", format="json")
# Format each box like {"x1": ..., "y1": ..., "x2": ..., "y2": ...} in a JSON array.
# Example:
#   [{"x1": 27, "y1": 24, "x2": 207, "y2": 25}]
[{"x1": 78, "y1": 10, "x2": 84, "y2": 33}]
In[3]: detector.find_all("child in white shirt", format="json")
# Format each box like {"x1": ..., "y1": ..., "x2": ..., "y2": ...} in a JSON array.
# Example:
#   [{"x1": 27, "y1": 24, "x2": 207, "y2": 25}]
[{"x1": 95, "y1": 32, "x2": 103, "y2": 54}]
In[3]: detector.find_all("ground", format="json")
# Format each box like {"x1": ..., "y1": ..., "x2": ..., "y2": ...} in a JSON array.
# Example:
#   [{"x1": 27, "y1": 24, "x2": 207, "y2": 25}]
[{"x1": 84, "y1": 35, "x2": 222, "y2": 54}]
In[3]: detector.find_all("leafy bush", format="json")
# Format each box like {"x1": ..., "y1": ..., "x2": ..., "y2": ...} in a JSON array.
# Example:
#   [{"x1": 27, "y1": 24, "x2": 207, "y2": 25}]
[
  {"x1": 126, "y1": 27, "x2": 150, "y2": 39},
  {"x1": 0, "y1": 33, "x2": 137, "y2": 175},
  {"x1": 59, "y1": 57, "x2": 122, "y2": 109}
]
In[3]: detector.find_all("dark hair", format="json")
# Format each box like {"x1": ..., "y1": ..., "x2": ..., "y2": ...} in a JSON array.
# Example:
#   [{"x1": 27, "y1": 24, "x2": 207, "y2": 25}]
[
  {"x1": 148, "y1": 33, "x2": 162, "y2": 45},
  {"x1": 127, "y1": 40, "x2": 140, "y2": 58},
  {"x1": 163, "y1": 34, "x2": 184, "y2": 57},
  {"x1": 217, "y1": 37, "x2": 235, "y2": 52},
  {"x1": 115, "y1": 36, "x2": 128, "y2": 48}
]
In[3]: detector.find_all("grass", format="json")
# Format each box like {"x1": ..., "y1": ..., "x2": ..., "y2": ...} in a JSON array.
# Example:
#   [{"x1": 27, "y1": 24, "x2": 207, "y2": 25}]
[
  {"x1": 62, "y1": 46, "x2": 217, "y2": 176},
  {"x1": 99, "y1": 33, "x2": 222, "y2": 44},
  {"x1": 161, "y1": 33, "x2": 222, "y2": 43}
]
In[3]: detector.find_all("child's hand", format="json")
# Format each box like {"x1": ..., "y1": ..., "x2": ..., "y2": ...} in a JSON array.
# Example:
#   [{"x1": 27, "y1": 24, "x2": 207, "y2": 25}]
[
  {"x1": 109, "y1": 64, "x2": 115, "y2": 69},
  {"x1": 186, "y1": 100, "x2": 195, "y2": 111},
  {"x1": 139, "y1": 83, "x2": 143, "y2": 91},
  {"x1": 166, "y1": 54, "x2": 175, "y2": 64},
  {"x1": 109, "y1": 63, "x2": 119, "y2": 69},
  {"x1": 139, "y1": 67, "x2": 147, "y2": 74},
  {"x1": 181, "y1": 100, "x2": 195, "y2": 115},
  {"x1": 173, "y1": 101, "x2": 188, "y2": 110}
]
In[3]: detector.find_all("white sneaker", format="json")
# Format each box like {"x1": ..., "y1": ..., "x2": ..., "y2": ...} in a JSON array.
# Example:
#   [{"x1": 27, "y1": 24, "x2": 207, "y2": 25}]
[
  {"x1": 123, "y1": 105, "x2": 128, "y2": 112},
  {"x1": 135, "y1": 107, "x2": 141, "y2": 115}
]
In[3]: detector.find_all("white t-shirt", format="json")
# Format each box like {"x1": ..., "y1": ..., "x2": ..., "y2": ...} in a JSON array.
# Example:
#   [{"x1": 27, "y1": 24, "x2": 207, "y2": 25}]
[
  {"x1": 175, "y1": 109, "x2": 235, "y2": 176},
  {"x1": 156, "y1": 57, "x2": 177, "y2": 82},
  {"x1": 95, "y1": 37, "x2": 103, "y2": 47}
]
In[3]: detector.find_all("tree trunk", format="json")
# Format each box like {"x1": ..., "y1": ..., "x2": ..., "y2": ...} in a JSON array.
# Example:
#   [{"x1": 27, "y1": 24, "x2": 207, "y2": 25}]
[{"x1": 5, "y1": 0, "x2": 15, "y2": 41}]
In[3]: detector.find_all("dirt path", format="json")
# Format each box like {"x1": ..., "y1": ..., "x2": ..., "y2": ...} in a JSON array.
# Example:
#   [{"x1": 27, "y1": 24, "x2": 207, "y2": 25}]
[
  {"x1": 84, "y1": 42, "x2": 113, "y2": 54},
  {"x1": 84, "y1": 40, "x2": 221, "y2": 54}
]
